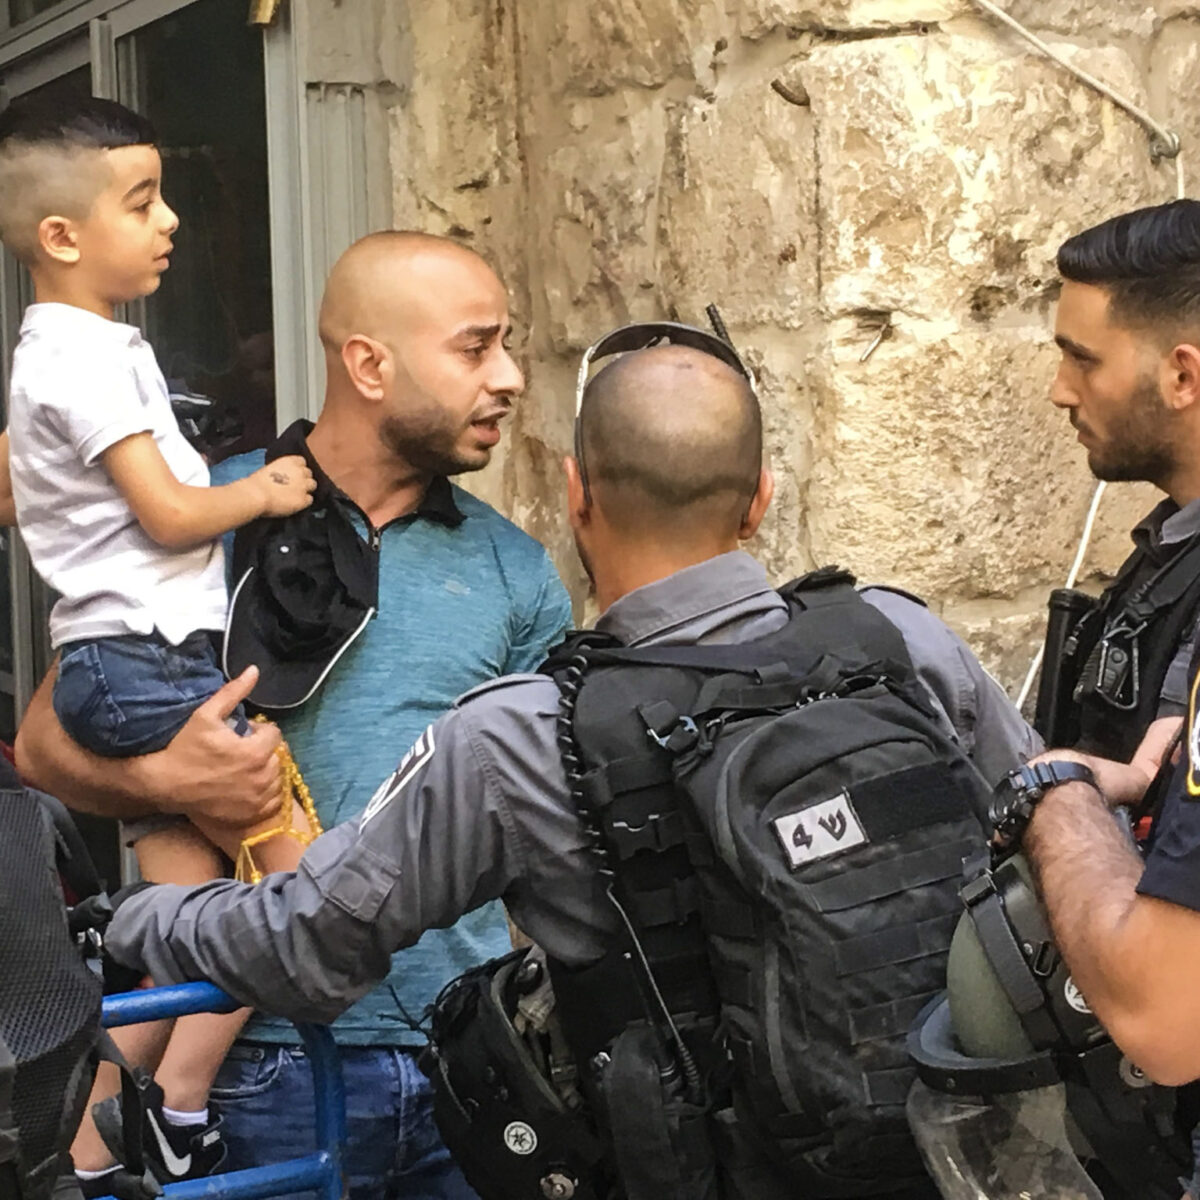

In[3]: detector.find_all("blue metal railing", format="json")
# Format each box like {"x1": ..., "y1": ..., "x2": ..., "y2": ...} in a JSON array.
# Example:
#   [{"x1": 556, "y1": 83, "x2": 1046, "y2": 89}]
[{"x1": 98, "y1": 983, "x2": 345, "y2": 1200}]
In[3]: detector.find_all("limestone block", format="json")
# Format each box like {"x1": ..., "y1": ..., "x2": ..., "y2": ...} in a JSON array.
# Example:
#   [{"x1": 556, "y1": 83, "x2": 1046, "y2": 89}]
[
  {"x1": 803, "y1": 34, "x2": 1165, "y2": 322},
  {"x1": 983, "y1": 1, "x2": 1156, "y2": 38},
  {"x1": 1151, "y1": 19, "x2": 1200, "y2": 182},
  {"x1": 743, "y1": 332, "x2": 822, "y2": 583},
  {"x1": 389, "y1": 0, "x2": 521, "y2": 247},
  {"x1": 658, "y1": 81, "x2": 818, "y2": 330},
  {"x1": 526, "y1": 100, "x2": 672, "y2": 351},
  {"x1": 740, "y1": 0, "x2": 969, "y2": 40},
  {"x1": 300, "y1": 0, "x2": 407, "y2": 85},
  {"x1": 805, "y1": 325, "x2": 1146, "y2": 603},
  {"x1": 536, "y1": 0, "x2": 734, "y2": 97},
  {"x1": 1157, "y1": 2, "x2": 1200, "y2": 18}
]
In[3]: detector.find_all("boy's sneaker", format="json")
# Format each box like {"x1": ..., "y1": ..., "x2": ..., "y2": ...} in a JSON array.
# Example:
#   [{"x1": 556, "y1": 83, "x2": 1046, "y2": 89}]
[{"x1": 91, "y1": 1079, "x2": 226, "y2": 1185}]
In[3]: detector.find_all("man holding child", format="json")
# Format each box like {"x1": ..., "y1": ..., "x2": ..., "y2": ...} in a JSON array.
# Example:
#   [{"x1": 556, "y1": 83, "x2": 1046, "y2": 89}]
[{"x1": 3, "y1": 93, "x2": 571, "y2": 1200}]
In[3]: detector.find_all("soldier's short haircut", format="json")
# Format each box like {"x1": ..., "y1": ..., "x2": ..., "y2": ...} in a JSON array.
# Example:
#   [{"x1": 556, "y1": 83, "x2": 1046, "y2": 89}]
[
  {"x1": 1058, "y1": 200, "x2": 1200, "y2": 339},
  {"x1": 579, "y1": 345, "x2": 762, "y2": 537}
]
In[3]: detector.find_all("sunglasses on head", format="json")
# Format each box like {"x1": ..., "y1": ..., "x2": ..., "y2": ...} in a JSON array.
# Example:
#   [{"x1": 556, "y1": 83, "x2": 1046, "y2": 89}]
[{"x1": 573, "y1": 319, "x2": 756, "y2": 503}]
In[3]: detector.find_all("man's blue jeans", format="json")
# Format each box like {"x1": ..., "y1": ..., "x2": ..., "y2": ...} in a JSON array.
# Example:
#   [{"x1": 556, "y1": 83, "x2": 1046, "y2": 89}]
[{"x1": 211, "y1": 1043, "x2": 478, "y2": 1200}]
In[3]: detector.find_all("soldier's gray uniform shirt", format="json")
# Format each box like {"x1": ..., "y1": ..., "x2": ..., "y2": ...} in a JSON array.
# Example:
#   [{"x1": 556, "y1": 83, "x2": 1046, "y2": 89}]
[{"x1": 108, "y1": 551, "x2": 1040, "y2": 1025}]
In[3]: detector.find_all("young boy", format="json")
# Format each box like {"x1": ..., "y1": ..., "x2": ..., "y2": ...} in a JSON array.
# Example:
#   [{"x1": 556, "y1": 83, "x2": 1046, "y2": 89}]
[{"x1": 0, "y1": 94, "x2": 315, "y2": 1194}]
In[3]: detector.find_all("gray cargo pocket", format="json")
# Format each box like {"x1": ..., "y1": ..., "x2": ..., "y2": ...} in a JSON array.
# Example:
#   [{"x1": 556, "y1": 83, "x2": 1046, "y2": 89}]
[{"x1": 306, "y1": 838, "x2": 398, "y2": 922}]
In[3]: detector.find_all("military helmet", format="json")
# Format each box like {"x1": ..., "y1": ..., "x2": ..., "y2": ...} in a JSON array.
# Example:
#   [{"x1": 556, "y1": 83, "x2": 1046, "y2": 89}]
[{"x1": 908, "y1": 851, "x2": 1190, "y2": 1200}]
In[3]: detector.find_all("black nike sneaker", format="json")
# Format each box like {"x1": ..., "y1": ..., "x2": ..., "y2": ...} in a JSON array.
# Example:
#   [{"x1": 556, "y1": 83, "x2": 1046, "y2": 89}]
[{"x1": 90, "y1": 1078, "x2": 226, "y2": 1185}]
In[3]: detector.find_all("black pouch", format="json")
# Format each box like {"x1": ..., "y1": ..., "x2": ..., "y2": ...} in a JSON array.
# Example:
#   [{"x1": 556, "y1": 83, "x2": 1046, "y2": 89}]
[
  {"x1": 422, "y1": 949, "x2": 609, "y2": 1200},
  {"x1": 600, "y1": 1024, "x2": 718, "y2": 1200}
]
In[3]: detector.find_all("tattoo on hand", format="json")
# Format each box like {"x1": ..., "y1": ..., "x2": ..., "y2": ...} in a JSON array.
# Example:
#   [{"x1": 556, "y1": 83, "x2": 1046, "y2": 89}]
[{"x1": 270, "y1": 471, "x2": 289, "y2": 485}]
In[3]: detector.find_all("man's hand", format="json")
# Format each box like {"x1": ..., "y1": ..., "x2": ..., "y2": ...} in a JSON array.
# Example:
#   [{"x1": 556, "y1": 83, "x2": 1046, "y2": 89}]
[
  {"x1": 139, "y1": 667, "x2": 284, "y2": 827},
  {"x1": 1028, "y1": 715, "x2": 1183, "y2": 809},
  {"x1": 250, "y1": 454, "x2": 316, "y2": 517},
  {"x1": 16, "y1": 661, "x2": 285, "y2": 824}
]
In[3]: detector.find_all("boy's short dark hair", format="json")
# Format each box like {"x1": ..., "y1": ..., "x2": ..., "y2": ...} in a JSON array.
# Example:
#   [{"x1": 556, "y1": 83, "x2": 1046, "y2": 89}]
[
  {"x1": 1058, "y1": 200, "x2": 1200, "y2": 341},
  {"x1": 0, "y1": 93, "x2": 156, "y2": 152},
  {"x1": 0, "y1": 94, "x2": 157, "y2": 265}
]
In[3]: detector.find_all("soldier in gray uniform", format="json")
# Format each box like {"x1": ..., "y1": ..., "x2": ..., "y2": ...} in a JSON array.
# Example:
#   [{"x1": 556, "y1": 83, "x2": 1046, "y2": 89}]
[{"x1": 105, "y1": 334, "x2": 1038, "y2": 1025}]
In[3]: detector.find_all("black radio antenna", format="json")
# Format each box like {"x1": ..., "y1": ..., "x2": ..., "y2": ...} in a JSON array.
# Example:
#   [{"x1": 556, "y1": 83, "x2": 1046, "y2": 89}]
[{"x1": 705, "y1": 304, "x2": 732, "y2": 346}]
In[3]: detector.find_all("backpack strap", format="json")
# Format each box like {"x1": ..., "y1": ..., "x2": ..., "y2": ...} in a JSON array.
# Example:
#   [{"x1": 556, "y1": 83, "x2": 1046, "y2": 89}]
[
  {"x1": 1104, "y1": 530, "x2": 1200, "y2": 634},
  {"x1": 778, "y1": 564, "x2": 857, "y2": 599},
  {"x1": 1076, "y1": 531, "x2": 1200, "y2": 723},
  {"x1": 539, "y1": 630, "x2": 624, "y2": 678},
  {"x1": 88, "y1": 1034, "x2": 162, "y2": 1200}
]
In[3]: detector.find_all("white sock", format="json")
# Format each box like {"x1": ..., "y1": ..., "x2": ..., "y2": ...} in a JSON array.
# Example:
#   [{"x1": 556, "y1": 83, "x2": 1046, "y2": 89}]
[
  {"x1": 75, "y1": 1166, "x2": 119, "y2": 1180},
  {"x1": 161, "y1": 1104, "x2": 209, "y2": 1127}
]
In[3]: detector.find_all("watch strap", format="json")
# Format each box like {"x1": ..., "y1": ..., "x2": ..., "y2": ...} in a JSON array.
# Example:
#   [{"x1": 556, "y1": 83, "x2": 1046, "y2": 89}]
[{"x1": 1021, "y1": 760, "x2": 1097, "y2": 794}]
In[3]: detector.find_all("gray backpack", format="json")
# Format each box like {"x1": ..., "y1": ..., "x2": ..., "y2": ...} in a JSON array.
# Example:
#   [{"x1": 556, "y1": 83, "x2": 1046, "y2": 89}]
[
  {"x1": 425, "y1": 570, "x2": 992, "y2": 1200},
  {"x1": 550, "y1": 570, "x2": 991, "y2": 1197}
]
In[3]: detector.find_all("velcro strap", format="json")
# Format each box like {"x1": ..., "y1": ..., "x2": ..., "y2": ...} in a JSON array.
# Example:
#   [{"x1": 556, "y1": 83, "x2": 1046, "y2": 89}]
[
  {"x1": 808, "y1": 839, "x2": 979, "y2": 913},
  {"x1": 961, "y1": 876, "x2": 1044, "y2": 1015},
  {"x1": 609, "y1": 810, "x2": 686, "y2": 860},
  {"x1": 833, "y1": 913, "x2": 957, "y2": 976},
  {"x1": 638, "y1": 701, "x2": 681, "y2": 739},
  {"x1": 850, "y1": 764, "x2": 974, "y2": 841},
  {"x1": 579, "y1": 754, "x2": 674, "y2": 811},
  {"x1": 848, "y1": 991, "x2": 941, "y2": 1046},
  {"x1": 693, "y1": 678, "x2": 812, "y2": 714},
  {"x1": 632, "y1": 875, "x2": 703, "y2": 926},
  {"x1": 961, "y1": 877, "x2": 1061, "y2": 1047}
]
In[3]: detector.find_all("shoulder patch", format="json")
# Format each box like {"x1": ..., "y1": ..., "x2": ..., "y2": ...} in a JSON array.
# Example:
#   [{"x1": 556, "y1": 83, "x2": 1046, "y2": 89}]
[
  {"x1": 454, "y1": 672, "x2": 547, "y2": 708},
  {"x1": 773, "y1": 792, "x2": 869, "y2": 868},
  {"x1": 360, "y1": 725, "x2": 436, "y2": 829}
]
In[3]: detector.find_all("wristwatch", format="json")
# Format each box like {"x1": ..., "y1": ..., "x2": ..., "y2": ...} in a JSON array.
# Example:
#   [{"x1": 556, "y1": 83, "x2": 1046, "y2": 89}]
[{"x1": 988, "y1": 760, "x2": 1098, "y2": 852}]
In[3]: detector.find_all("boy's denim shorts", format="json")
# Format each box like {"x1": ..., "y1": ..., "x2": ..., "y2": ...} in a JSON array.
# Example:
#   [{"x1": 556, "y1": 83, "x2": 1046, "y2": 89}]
[{"x1": 53, "y1": 630, "x2": 234, "y2": 845}]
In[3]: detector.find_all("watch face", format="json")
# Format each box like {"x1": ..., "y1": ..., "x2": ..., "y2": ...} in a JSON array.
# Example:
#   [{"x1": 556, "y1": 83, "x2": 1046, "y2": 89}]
[
  {"x1": 988, "y1": 773, "x2": 1031, "y2": 852},
  {"x1": 988, "y1": 787, "x2": 1015, "y2": 834}
]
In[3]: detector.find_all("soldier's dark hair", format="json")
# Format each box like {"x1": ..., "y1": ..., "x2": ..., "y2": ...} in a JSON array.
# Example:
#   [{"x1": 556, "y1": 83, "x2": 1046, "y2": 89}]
[
  {"x1": 0, "y1": 94, "x2": 157, "y2": 265},
  {"x1": 1058, "y1": 200, "x2": 1200, "y2": 337}
]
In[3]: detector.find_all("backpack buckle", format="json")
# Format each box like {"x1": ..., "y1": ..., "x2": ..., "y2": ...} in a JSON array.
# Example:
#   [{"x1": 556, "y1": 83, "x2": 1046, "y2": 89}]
[
  {"x1": 961, "y1": 871, "x2": 996, "y2": 909},
  {"x1": 646, "y1": 715, "x2": 700, "y2": 754}
]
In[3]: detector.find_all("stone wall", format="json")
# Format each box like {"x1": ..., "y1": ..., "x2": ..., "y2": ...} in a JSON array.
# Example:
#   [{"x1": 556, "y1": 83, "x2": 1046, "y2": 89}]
[{"x1": 383, "y1": 0, "x2": 1200, "y2": 690}]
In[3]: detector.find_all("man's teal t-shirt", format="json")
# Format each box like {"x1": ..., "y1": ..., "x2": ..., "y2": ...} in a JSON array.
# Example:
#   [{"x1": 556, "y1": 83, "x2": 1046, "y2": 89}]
[{"x1": 211, "y1": 450, "x2": 572, "y2": 1046}]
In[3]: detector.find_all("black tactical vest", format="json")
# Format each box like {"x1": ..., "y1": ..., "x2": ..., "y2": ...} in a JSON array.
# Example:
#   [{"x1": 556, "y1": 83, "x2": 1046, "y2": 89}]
[
  {"x1": 539, "y1": 573, "x2": 987, "y2": 1200},
  {"x1": 1048, "y1": 530, "x2": 1200, "y2": 760}
]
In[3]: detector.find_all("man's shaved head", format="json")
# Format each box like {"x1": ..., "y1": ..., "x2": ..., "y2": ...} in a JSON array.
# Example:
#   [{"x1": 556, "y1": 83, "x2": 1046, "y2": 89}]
[
  {"x1": 317, "y1": 230, "x2": 524, "y2": 477},
  {"x1": 578, "y1": 344, "x2": 762, "y2": 538},
  {"x1": 318, "y1": 230, "x2": 497, "y2": 352}
]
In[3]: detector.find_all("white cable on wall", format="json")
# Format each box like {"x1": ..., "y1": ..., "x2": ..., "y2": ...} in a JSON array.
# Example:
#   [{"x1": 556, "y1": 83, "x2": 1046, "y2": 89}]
[
  {"x1": 967, "y1": 0, "x2": 1187, "y2": 713},
  {"x1": 970, "y1": 0, "x2": 1185, "y2": 197}
]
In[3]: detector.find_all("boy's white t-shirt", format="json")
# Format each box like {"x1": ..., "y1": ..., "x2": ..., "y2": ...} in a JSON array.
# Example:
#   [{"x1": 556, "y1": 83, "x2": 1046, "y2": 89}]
[{"x1": 7, "y1": 302, "x2": 228, "y2": 649}]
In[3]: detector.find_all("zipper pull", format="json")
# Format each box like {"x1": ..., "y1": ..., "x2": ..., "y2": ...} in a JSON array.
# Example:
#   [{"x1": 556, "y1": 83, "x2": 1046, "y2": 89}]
[{"x1": 370, "y1": 526, "x2": 381, "y2": 552}]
